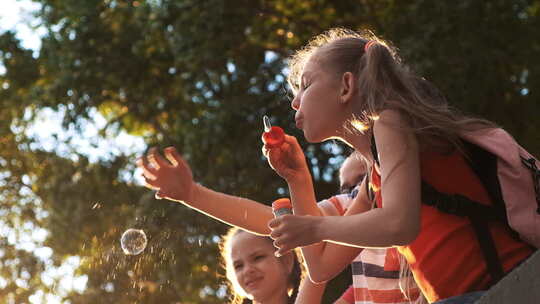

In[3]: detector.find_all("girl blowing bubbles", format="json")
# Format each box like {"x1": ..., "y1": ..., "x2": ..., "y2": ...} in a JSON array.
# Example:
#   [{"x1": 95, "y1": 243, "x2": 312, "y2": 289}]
[
  {"x1": 220, "y1": 227, "x2": 303, "y2": 304},
  {"x1": 263, "y1": 28, "x2": 533, "y2": 304}
]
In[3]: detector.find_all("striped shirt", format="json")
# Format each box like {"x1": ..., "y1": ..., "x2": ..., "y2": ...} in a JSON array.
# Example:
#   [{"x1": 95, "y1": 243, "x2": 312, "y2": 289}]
[{"x1": 318, "y1": 194, "x2": 419, "y2": 304}]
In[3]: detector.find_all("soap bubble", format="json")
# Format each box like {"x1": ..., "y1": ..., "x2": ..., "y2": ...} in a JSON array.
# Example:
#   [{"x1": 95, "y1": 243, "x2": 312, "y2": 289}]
[{"x1": 120, "y1": 229, "x2": 147, "y2": 255}]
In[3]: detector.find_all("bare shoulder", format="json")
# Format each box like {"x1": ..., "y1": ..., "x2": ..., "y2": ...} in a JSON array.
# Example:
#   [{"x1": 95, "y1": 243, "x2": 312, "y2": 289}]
[
  {"x1": 373, "y1": 109, "x2": 410, "y2": 131},
  {"x1": 372, "y1": 109, "x2": 419, "y2": 167},
  {"x1": 373, "y1": 109, "x2": 416, "y2": 145}
]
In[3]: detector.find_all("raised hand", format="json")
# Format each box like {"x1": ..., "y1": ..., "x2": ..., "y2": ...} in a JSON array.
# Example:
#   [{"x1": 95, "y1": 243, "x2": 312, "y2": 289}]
[
  {"x1": 262, "y1": 134, "x2": 310, "y2": 182},
  {"x1": 137, "y1": 147, "x2": 194, "y2": 201}
]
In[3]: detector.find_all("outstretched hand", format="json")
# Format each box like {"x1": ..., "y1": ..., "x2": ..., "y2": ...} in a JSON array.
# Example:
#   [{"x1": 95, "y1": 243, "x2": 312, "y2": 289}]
[
  {"x1": 137, "y1": 147, "x2": 195, "y2": 201},
  {"x1": 262, "y1": 134, "x2": 310, "y2": 182},
  {"x1": 268, "y1": 214, "x2": 324, "y2": 256}
]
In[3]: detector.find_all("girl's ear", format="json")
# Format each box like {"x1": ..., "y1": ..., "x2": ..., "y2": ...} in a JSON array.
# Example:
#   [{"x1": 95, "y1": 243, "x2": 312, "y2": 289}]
[{"x1": 340, "y1": 72, "x2": 356, "y2": 104}]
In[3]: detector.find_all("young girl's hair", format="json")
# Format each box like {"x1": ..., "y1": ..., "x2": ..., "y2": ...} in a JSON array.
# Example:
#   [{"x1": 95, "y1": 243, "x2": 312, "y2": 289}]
[
  {"x1": 287, "y1": 28, "x2": 496, "y2": 153},
  {"x1": 398, "y1": 254, "x2": 428, "y2": 304},
  {"x1": 219, "y1": 227, "x2": 304, "y2": 304}
]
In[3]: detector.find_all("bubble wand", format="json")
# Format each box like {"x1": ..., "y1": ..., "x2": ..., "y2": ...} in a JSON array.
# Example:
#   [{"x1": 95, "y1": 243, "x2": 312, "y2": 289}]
[{"x1": 262, "y1": 115, "x2": 285, "y2": 148}]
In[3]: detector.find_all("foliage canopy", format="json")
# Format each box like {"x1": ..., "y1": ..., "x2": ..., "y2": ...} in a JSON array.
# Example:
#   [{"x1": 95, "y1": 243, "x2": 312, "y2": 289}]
[{"x1": 1, "y1": 0, "x2": 539, "y2": 303}]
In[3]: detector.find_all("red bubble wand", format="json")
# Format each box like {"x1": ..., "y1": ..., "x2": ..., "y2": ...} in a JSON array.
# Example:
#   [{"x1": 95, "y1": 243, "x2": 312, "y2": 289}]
[{"x1": 262, "y1": 115, "x2": 285, "y2": 148}]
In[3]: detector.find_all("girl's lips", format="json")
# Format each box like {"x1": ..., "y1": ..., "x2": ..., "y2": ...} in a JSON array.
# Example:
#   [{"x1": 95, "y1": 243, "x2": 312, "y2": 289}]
[
  {"x1": 245, "y1": 276, "x2": 264, "y2": 289},
  {"x1": 295, "y1": 118, "x2": 303, "y2": 129}
]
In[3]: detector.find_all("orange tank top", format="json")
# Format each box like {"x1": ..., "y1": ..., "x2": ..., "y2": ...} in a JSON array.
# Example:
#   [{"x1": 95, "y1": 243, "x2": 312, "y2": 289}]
[{"x1": 370, "y1": 151, "x2": 533, "y2": 303}]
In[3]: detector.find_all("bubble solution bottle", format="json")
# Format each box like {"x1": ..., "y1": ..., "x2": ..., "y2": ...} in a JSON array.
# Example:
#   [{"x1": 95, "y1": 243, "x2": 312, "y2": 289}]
[{"x1": 272, "y1": 198, "x2": 293, "y2": 217}]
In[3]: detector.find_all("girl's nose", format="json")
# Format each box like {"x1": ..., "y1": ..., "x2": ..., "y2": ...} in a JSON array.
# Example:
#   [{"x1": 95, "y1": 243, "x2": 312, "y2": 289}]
[{"x1": 243, "y1": 263, "x2": 257, "y2": 275}]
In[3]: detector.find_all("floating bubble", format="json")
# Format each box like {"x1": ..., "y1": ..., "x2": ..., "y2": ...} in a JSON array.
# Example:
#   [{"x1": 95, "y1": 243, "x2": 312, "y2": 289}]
[{"x1": 120, "y1": 229, "x2": 147, "y2": 255}]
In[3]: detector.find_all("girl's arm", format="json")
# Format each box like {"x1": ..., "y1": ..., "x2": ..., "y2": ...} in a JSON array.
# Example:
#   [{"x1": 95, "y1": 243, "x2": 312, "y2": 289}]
[
  {"x1": 270, "y1": 110, "x2": 421, "y2": 255},
  {"x1": 296, "y1": 277, "x2": 353, "y2": 304},
  {"x1": 286, "y1": 176, "x2": 369, "y2": 283},
  {"x1": 184, "y1": 184, "x2": 274, "y2": 235},
  {"x1": 264, "y1": 133, "x2": 367, "y2": 282},
  {"x1": 138, "y1": 146, "x2": 273, "y2": 235},
  {"x1": 294, "y1": 279, "x2": 326, "y2": 304},
  {"x1": 319, "y1": 109, "x2": 422, "y2": 246},
  {"x1": 138, "y1": 146, "x2": 350, "y2": 236}
]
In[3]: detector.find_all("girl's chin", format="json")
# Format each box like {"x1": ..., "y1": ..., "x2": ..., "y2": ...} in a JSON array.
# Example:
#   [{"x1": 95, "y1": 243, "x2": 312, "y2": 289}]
[
  {"x1": 249, "y1": 291, "x2": 270, "y2": 303},
  {"x1": 303, "y1": 130, "x2": 332, "y2": 143}
]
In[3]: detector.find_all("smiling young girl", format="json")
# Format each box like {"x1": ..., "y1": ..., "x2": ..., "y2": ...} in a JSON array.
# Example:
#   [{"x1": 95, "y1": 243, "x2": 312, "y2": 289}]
[
  {"x1": 220, "y1": 227, "x2": 303, "y2": 304},
  {"x1": 263, "y1": 28, "x2": 535, "y2": 304}
]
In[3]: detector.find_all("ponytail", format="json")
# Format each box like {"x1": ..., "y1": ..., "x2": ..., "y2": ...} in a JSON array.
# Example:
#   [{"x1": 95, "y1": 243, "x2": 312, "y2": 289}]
[
  {"x1": 359, "y1": 38, "x2": 406, "y2": 117},
  {"x1": 288, "y1": 28, "x2": 496, "y2": 153}
]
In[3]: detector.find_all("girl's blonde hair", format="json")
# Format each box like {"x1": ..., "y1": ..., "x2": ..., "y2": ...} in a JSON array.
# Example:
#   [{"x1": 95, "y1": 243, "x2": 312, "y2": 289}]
[
  {"x1": 398, "y1": 254, "x2": 428, "y2": 304},
  {"x1": 288, "y1": 28, "x2": 495, "y2": 152},
  {"x1": 219, "y1": 227, "x2": 303, "y2": 304}
]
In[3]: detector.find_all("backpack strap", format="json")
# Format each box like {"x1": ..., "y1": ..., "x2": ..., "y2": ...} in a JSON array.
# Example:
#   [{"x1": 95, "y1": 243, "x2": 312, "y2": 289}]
[
  {"x1": 371, "y1": 133, "x2": 380, "y2": 167},
  {"x1": 462, "y1": 141, "x2": 507, "y2": 216},
  {"x1": 421, "y1": 182, "x2": 506, "y2": 221},
  {"x1": 468, "y1": 214, "x2": 505, "y2": 283},
  {"x1": 521, "y1": 156, "x2": 540, "y2": 214},
  {"x1": 369, "y1": 134, "x2": 379, "y2": 209},
  {"x1": 364, "y1": 163, "x2": 377, "y2": 209}
]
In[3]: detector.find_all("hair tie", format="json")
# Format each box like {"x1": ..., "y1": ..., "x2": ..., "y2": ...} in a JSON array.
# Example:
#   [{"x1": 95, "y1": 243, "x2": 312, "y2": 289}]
[{"x1": 364, "y1": 41, "x2": 376, "y2": 52}]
